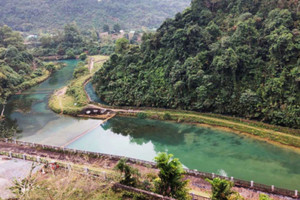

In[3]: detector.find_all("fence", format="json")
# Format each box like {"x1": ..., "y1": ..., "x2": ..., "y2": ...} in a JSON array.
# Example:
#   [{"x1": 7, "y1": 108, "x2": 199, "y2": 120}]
[
  {"x1": 0, "y1": 138, "x2": 298, "y2": 199},
  {"x1": 0, "y1": 149, "x2": 207, "y2": 200}
]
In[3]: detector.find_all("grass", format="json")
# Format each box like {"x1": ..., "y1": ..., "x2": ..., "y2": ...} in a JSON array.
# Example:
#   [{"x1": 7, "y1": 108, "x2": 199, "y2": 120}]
[
  {"x1": 25, "y1": 169, "x2": 132, "y2": 200},
  {"x1": 48, "y1": 93, "x2": 84, "y2": 115}
]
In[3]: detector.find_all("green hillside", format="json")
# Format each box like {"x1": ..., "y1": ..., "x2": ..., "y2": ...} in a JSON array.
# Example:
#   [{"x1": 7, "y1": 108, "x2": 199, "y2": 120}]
[
  {"x1": 0, "y1": 25, "x2": 37, "y2": 98},
  {"x1": 0, "y1": 0, "x2": 190, "y2": 32},
  {"x1": 93, "y1": 0, "x2": 300, "y2": 128}
]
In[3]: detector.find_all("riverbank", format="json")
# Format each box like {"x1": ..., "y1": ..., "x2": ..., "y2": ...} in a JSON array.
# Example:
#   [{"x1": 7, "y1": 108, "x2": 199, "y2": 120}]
[
  {"x1": 13, "y1": 62, "x2": 66, "y2": 95},
  {"x1": 47, "y1": 56, "x2": 300, "y2": 150}
]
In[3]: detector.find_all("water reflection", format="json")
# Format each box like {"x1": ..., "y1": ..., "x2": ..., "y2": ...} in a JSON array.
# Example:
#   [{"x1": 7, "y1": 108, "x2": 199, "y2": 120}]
[{"x1": 69, "y1": 116, "x2": 300, "y2": 190}]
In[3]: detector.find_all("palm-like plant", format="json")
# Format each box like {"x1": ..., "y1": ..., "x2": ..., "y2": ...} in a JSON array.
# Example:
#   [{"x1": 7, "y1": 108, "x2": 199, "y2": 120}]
[
  {"x1": 206, "y1": 177, "x2": 235, "y2": 200},
  {"x1": 155, "y1": 153, "x2": 191, "y2": 200}
]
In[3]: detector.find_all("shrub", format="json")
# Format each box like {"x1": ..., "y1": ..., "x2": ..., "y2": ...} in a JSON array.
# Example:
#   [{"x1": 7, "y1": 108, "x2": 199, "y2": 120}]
[
  {"x1": 45, "y1": 63, "x2": 55, "y2": 72},
  {"x1": 137, "y1": 112, "x2": 147, "y2": 119},
  {"x1": 114, "y1": 159, "x2": 140, "y2": 187},
  {"x1": 79, "y1": 53, "x2": 87, "y2": 61},
  {"x1": 163, "y1": 113, "x2": 171, "y2": 120},
  {"x1": 73, "y1": 66, "x2": 88, "y2": 78}
]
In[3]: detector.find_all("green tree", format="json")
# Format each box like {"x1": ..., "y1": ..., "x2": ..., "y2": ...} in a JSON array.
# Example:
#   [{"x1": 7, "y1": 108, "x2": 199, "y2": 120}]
[
  {"x1": 154, "y1": 153, "x2": 190, "y2": 200},
  {"x1": 115, "y1": 38, "x2": 129, "y2": 54},
  {"x1": 113, "y1": 24, "x2": 121, "y2": 33},
  {"x1": 103, "y1": 24, "x2": 110, "y2": 32},
  {"x1": 66, "y1": 49, "x2": 76, "y2": 59},
  {"x1": 63, "y1": 23, "x2": 83, "y2": 48},
  {"x1": 206, "y1": 178, "x2": 235, "y2": 200},
  {"x1": 0, "y1": 119, "x2": 18, "y2": 138}
]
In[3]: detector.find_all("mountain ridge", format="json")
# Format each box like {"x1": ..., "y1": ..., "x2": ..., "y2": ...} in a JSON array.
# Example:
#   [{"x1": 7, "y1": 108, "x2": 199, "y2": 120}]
[{"x1": 0, "y1": 0, "x2": 190, "y2": 32}]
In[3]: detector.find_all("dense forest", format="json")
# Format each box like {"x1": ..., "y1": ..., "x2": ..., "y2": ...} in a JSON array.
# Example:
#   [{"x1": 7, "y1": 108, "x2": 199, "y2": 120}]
[
  {"x1": 0, "y1": 0, "x2": 190, "y2": 32},
  {"x1": 0, "y1": 25, "x2": 41, "y2": 107},
  {"x1": 93, "y1": 0, "x2": 300, "y2": 128}
]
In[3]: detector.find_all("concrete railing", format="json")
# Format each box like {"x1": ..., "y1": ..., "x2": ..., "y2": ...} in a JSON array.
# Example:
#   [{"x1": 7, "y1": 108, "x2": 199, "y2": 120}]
[{"x1": 0, "y1": 138, "x2": 298, "y2": 199}]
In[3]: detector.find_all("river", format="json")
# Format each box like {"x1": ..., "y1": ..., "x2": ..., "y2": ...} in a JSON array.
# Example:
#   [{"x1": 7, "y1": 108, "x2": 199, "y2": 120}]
[{"x1": 4, "y1": 60, "x2": 300, "y2": 190}]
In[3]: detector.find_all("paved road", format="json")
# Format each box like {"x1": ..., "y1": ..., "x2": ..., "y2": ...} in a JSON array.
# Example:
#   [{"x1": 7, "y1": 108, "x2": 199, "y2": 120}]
[{"x1": 0, "y1": 155, "x2": 42, "y2": 199}]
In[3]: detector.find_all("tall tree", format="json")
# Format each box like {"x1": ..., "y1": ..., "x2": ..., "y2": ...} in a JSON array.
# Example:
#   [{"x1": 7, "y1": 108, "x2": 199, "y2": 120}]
[
  {"x1": 103, "y1": 24, "x2": 110, "y2": 32},
  {"x1": 113, "y1": 24, "x2": 121, "y2": 33},
  {"x1": 154, "y1": 153, "x2": 190, "y2": 200}
]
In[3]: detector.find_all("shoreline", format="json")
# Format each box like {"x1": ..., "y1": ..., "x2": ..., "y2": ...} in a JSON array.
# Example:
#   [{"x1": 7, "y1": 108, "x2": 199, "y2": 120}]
[
  {"x1": 115, "y1": 114, "x2": 300, "y2": 153},
  {"x1": 10, "y1": 61, "x2": 67, "y2": 97},
  {"x1": 194, "y1": 122, "x2": 300, "y2": 153},
  {"x1": 46, "y1": 56, "x2": 300, "y2": 151}
]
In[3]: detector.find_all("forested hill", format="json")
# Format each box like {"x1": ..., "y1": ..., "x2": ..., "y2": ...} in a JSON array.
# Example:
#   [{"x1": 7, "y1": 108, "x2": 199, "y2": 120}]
[
  {"x1": 93, "y1": 0, "x2": 300, "y2": 128},
  {"x1": 0, "y1": 26, "x2": 44, "y2": 108},
  {"x1": 0, "y1": 0, "x2": 190, "y2": 32}
]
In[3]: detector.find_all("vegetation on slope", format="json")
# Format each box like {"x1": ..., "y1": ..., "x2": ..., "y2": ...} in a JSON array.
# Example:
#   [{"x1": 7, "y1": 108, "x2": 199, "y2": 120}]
[
  {"x1": 0, "y1": 25, "x2": 58, "y2": 118},
  {"x1": 0, "y1": 0, "x2": 190, "y2": 32},
  {"x1": 1, "y1": 25, "x2": 37, "y2": 107},
  {"x1": 93, "y1": 0, "x2": 300, "y2": 128}
]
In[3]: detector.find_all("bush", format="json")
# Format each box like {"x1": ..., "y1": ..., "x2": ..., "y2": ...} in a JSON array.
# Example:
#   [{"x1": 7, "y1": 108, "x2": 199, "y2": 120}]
[
  {"x1": 137, "y1": 112, "x2": 147, "y2": 119},
  {"x1": 45, "y1": 63, "x2": 56, "y2": 72},
  {"x1": 259, "y1": 194, "x2": 273, "y2": 200},
  {"x1": 114, "y1": 159, "x2": 140, "y2": 187},
  {"x1": 79, "y1": 53, "x2": 87, "y2": 61},
  {"x1": 163, "y1": 113, "x2": 171, "y2": 120}
]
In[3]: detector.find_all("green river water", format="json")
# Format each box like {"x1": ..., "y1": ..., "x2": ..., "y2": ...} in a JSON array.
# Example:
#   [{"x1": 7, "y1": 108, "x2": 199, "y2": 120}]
[{"x1": 5, "y1": 60, "x2": 300, "y2": 190}]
